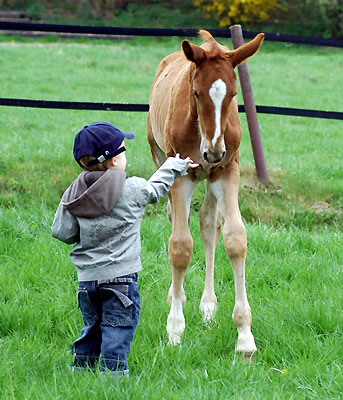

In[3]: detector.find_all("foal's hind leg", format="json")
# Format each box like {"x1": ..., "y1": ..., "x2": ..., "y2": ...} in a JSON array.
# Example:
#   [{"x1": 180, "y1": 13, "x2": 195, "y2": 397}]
[
  {"x1": 167, "y1": 177, "x2": 196, "y2": 345},
  {"x1": 199, "y1": 183, "x2": 222, "y2": 323},
  {"x1": 211, "y1": 164, "x2": 257, "y2": 355}
]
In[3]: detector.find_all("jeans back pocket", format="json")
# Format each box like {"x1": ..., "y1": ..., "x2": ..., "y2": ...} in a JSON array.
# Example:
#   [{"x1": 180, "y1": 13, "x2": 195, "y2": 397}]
[{"x1": 100, "y1": 284, "x2": 133, "y2": 327}]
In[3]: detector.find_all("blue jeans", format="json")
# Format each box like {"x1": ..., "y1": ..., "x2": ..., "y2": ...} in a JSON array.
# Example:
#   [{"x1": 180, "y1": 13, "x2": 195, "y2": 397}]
[{"x1": 72, "y1": 273, "x2": 140, "y2": 375}]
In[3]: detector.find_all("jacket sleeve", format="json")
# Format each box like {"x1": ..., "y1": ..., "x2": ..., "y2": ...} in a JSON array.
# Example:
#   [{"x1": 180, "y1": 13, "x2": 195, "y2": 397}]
[
  {"x1": 145, "y1": 157, "x2": 189, "y2": 204},
  {"x1": 51, "y1": 202, "x2": 80, "y2": 244}
]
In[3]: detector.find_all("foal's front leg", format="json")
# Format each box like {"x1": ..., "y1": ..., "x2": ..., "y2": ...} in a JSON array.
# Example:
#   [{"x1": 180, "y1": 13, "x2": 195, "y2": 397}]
[
  {"x1": 199, "y1": 183, "x2": 222, "y2": 323},
  {"x1": 167, "y1": 177, "x2": 195, "y2": 345},
  {"x1": 211, "y1": 164, "x2": 257, "y2": 355}
]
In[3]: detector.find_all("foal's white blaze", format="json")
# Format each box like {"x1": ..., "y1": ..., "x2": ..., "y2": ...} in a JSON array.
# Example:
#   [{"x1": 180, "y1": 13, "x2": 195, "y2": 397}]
[{"x1": 209, "y1": 79, "x2": 227, "y2": 147}]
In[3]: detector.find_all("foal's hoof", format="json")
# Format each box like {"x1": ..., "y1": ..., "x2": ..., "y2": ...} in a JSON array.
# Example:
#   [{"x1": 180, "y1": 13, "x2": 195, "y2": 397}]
[
  {"x1": 167, "y1": 314, "x2": 185, "y2": 346},
  {"x1": 200, "y1": 301, "x2": 217, "y2": 324},
  {"x1": 234, "y1": 350, "x2": 256, "y2": 364},
  {"x1": 242, "y1": 351, "x2": 256, "y2": 362},
  {"x1": 234, "y1": 338, "x2": 257, "y2": 363},
  {"x1": 168, "y1": 333, "x2": 182, "y2": 346},
  {"x1": 236, "y1": 330, "x2": 257, "y2": 354}
]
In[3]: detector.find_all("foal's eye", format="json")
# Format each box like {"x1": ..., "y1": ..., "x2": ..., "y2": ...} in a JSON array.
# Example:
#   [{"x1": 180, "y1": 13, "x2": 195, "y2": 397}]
[{"x1": 193, "y1": 88, "x2": 199, "y2": 99}]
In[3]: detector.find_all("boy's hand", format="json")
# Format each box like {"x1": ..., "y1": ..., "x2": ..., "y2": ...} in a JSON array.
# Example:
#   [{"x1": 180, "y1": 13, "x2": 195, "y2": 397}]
[{"x1": 175, "y1": 153, "x2": 199, "y2": 169}]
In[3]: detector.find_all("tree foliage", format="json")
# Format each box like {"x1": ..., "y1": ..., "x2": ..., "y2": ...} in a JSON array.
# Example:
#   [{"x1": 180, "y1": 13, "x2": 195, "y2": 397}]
[
  {"x1": 192, "y1": 0, "x2": 282, "y2": 27},
  {"x1": 279, "y1": 0, "x2": 343, "y2": 38}
]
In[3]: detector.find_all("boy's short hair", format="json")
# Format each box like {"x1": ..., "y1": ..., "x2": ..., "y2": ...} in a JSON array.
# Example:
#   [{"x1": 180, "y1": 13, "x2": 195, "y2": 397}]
[
  {"x1": 79, "y1": 155, "x2": 109, "y2": 171},
  {"x1": 73, "y1": 122, "x2": 135, "y2": 168}
]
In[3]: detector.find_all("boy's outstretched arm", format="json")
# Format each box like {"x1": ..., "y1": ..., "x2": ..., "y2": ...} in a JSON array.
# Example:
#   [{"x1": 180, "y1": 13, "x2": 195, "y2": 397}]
[
  {"x1": 146, "y1": 154, "x2": 199, "y2": 203},
  {"x1": 174, "y1": 153, "x2": 199, "y2": 169}
]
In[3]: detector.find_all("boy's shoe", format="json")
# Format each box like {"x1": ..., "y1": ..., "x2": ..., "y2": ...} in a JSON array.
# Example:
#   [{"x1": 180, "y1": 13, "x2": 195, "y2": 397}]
[
  {"x1": 71, "y1": 366, "x2": 86, "y2": 373},
  {"x1": 100, "y1": 369, "x2": 129, "y2": 379}
]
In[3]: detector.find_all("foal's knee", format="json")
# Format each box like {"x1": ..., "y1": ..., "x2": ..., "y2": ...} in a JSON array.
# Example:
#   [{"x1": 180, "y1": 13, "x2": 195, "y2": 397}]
[
  {"x1": 169, "y1": 233, "x2": 193, "y2": 269},
  {"x1": 222, "y1": 222, "x2": 247, "y2": 259}
]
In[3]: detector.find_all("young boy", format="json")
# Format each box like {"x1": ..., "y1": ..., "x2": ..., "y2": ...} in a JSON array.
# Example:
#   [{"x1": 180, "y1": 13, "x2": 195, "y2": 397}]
[{"x1": 51, "y1": 121, "x2": 198, "y2": 377}]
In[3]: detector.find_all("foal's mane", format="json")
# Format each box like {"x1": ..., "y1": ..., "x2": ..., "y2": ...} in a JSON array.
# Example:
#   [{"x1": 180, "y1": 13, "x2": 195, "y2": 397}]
[
  {"x1": 199, "y1": 29, "x2": 216, "y2": 43},
  {"x1": 198, "y1": 29, "x2": 228, "y2": 59}
]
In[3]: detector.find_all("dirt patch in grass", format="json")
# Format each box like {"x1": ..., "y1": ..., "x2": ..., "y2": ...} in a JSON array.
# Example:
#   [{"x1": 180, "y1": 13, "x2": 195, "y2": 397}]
[{"x1": 239, "y1": 166, "x2": 343, "y2": 228}]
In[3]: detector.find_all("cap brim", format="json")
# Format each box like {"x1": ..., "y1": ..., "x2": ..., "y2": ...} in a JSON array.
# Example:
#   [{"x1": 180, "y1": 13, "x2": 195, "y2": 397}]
[{"x1": 122, "y1": 132, "x2": 135, "y2": 140}]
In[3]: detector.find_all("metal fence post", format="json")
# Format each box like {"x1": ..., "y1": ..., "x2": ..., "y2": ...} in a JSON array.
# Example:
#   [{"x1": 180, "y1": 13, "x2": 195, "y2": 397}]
[{"x1": 229, "y1": 24, "x2": 269, "y2": 184}]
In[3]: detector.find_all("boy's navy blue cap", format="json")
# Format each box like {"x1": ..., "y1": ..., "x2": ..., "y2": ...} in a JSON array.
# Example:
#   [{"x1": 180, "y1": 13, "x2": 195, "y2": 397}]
[{"x1": 73, "y1": 122, "x2": 135, "y2": 166}]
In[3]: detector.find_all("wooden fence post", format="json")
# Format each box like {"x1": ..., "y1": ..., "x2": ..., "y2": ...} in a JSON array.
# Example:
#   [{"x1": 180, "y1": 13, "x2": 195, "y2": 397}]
[{"x1": 229, "y1": 24, "x2": 269, "y2": 184}]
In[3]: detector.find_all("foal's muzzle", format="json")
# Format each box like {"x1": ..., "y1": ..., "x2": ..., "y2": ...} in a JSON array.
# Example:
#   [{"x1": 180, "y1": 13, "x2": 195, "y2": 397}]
[{"x1": 204, "y1": 150, "x2": 226, "y2": 164}]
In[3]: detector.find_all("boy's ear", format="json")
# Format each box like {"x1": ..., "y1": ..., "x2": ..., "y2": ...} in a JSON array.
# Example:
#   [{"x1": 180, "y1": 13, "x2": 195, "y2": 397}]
[{"x1": 109, "y1": 157, "x2": 117, "y2": 167}]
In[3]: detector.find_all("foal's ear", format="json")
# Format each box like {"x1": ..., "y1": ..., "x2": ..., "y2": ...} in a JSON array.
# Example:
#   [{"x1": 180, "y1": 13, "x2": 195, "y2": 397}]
[
  {"x1": 227, "y1": 33, "x2": 264, "y2": 68},
  {"x1": 182, "y1": 40, "x2": 207, "y2": 66}
]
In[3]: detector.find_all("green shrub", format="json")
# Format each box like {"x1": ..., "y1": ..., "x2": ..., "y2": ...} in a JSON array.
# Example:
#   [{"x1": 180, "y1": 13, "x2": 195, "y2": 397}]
[
  {"x1": 192, "y1": 0, "x2": 282, "y2": 27},
  {"x1": 279, "y1": 0, "x2": 343, "y2": 38}
]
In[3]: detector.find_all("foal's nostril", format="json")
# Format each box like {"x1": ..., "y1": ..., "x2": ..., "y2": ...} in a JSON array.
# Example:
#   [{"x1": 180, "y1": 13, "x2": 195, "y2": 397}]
[
  {"x1": 204, "y1": 150, "x2": 226, "y2": 163},
  {"x1": 204, "y1": 150, "x2": 225, "y2": 163}
]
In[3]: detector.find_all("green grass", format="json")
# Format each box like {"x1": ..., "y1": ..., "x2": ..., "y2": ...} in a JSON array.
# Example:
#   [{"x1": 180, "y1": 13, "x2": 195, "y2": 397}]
[{"x1": 0, "y1": 35, "x2": 343, "y2": 399}]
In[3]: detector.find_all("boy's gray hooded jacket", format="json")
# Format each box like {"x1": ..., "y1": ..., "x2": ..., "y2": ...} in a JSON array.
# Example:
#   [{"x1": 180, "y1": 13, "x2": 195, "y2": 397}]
[{"x1": 52, "y1": 157, "x2": 189, "y2": 282}]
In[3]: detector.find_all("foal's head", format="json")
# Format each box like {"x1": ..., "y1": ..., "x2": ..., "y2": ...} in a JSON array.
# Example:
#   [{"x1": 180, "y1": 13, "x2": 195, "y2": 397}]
[{"x1": 182, "y1": 30, "x2": 264, "y2": 164}]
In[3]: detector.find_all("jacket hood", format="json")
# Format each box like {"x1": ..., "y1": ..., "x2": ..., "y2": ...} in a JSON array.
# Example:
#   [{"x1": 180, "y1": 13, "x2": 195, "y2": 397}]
[{"x1": 62, "y1": 169, "x2": 126, "y2": 218}]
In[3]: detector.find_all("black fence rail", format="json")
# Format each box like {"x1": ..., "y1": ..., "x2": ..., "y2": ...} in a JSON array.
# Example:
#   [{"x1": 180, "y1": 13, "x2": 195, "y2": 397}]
[
  {"x1": 1, "y1": 22, "x2": 342, "y2": 120},
  {"x1": 1, "y1": 98, "x2": 343, "y2": 120},
  {"x1": 1, "y1": 21, "x2": 343, "y2": 47},
  {"x1": 0, "y1": 98, "x2": 149, "y2": 112}
]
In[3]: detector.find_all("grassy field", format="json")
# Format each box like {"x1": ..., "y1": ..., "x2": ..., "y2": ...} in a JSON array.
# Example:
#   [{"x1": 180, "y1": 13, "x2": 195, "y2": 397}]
[{"x1": 0, "y1": 34, "x2": 342, "y2": 399}]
